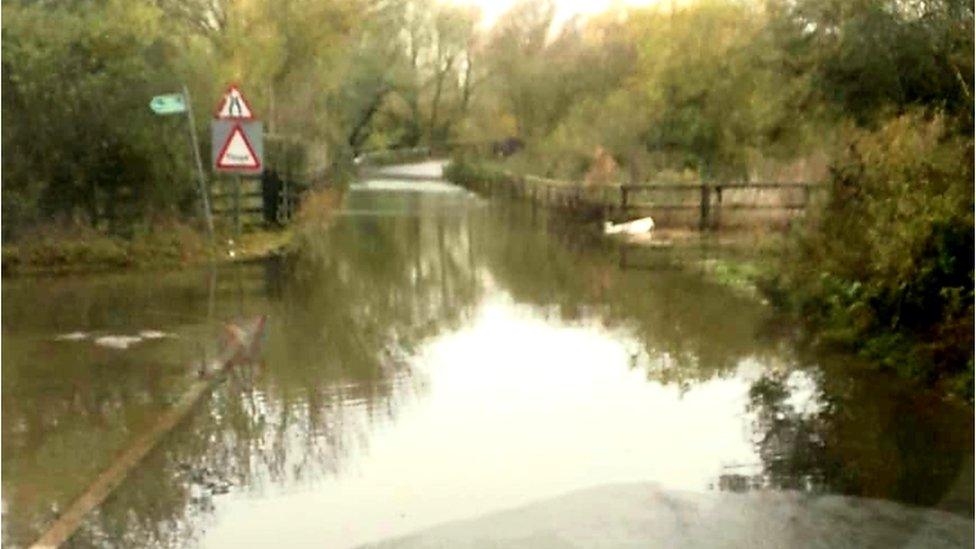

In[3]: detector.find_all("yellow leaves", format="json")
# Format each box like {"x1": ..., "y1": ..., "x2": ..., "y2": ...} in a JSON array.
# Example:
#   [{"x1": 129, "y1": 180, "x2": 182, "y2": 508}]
[
  {"x1": 381, "y1": 92, "x2": 414, "y2": 119},
  {"x1": 497, "y1": 113, "x2": 518, "y2": 135}
]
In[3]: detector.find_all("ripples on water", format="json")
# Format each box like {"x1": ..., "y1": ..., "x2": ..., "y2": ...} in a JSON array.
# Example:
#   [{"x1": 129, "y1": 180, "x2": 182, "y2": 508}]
[{"x1": 2, "y1": 178, "x2": 972, "y2": 547}]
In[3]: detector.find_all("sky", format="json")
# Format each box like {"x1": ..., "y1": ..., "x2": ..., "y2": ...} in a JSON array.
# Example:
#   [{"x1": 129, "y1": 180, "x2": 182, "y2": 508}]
[{"x1": 450, "y1": 0, "x2": 665, "y2": 28}]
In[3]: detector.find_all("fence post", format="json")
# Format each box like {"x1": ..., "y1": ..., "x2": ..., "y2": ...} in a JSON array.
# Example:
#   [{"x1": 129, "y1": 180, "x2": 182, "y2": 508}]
[
  {"x1": 699, "y1": 183, "x2": 711, "y2": 231},
  {"x1": 713, "y1": 184, "x2": 723, "y2": 230},
  {"x1": 282, "y1": 176, "x2": 291, "y2": 222}
]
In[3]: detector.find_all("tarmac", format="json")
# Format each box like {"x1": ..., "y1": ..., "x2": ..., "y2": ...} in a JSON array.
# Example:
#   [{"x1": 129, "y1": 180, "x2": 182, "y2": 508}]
[{"x1": 365, "y1": 483, "x2": 974, "y2": 549}]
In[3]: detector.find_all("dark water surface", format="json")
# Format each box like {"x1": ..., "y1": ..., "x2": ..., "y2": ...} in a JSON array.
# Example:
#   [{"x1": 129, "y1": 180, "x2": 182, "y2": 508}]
[{"x1": 2, "y1": 177, "x2": 972, "y2": 547}]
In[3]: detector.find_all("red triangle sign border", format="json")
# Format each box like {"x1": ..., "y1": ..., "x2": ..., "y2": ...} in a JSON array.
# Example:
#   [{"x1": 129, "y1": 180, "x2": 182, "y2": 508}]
[
  {"x1": 213, "y1": 84, "x2": 256, "y2": 120},
  {"x1": 216, "y1": 123, "x2": 261, "y2": 171}
]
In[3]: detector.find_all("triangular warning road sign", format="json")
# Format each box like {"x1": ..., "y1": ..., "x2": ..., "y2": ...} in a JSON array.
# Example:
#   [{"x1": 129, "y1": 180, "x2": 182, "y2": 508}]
[
  {"x1": 214, "y1": 85, "x2": 254, "y2": 119},
  {"x1": 216, "y1": 124, "x2": 261, "y2": 171}
]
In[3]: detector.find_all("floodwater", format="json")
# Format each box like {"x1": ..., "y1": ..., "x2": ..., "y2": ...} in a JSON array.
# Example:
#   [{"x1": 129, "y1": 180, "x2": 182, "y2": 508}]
[{"x1": 2, "y1": 171, "x2": 973, "y2": 548}]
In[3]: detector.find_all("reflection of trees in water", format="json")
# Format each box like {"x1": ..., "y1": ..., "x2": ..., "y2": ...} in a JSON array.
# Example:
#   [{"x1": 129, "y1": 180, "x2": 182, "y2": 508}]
[
  {"x1": 737, "y1": 361, "x2": 973, "y2": 513},
  {"x1": 69, "y1": 380, "x2": 403, "y2": 548},
  {"x1": 18, "y1": 195, "x2": 974, "y2": 547},
  {"x1": 2, "y1": 271, "x2": 230, "y2": 547},
  {"x1": 480, "y1": 205, "x2": 973, "y2": 513},
  {"x1": 477, "y1": 204, "x2": 778, "y2": 389},
  {"x1": 68, "y1": 194, "x2": 486, "y2": 547},
  {"x1": 280, "y1": 195, "x2": 482, "y2": 381},
  {"x1": 737, "y1": 370, "x2": 833, "y2": 493},
  {"x1": 4, "y1": 370, "x2": 176, "y2": 547}
]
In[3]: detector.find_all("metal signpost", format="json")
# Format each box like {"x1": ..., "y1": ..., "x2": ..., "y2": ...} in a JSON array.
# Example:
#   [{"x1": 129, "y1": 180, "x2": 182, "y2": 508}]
[
  {"x1": 150, "y1": 86, "x2": 215, "y2": 247},
  {"x1": 212, "y1": 85, "x2": 263, "y2": 236}
]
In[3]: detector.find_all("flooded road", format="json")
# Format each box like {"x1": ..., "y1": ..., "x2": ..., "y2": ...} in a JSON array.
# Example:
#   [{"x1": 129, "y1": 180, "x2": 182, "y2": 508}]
[{"x1": 3, "y1": 171, "x2": 973, "y2": 547}]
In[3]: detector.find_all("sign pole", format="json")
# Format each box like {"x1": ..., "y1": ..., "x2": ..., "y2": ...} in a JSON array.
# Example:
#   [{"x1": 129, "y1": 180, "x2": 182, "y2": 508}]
[
  {"x1": 182, "y1": 83, "x2": 215, "y2": 247},
  {"x1": 234, "y1": 175, "x2": 243, "y2": 237}
]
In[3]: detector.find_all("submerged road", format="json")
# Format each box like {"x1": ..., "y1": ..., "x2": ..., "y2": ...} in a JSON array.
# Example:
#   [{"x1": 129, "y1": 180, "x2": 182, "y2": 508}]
[
  {"x1": 2, "y1": 161, "x2": 972, "y2": 548},
  {"x1": 369, "y1": 483, "x2": 973, "y2": 548},
  {"x1": 360, "y1": 160, "x2": 975, "y2": 548},
  {"x1": 363, "y1": 159, "x2": 447, "y2": 180}
]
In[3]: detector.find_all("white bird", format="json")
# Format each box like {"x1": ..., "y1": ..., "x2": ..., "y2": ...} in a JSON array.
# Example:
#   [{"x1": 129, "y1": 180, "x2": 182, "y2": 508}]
[
  {"x1": 94, "y1": 335, "x2": 143, "y2": 350},
  {"x1": 55, "y1": 331, "x2": 89, "y2": 341},
  {"x1": 604, "y1": 216, "x2": 655, "y2": 235}
]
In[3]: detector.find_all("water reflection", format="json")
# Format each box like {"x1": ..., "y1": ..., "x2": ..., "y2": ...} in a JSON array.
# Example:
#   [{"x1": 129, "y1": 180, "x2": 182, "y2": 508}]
[
  {"x1": 2, "y1": 269, "x2": 227, "y2": 546},
  {"x1": 2, "y1": 180, "x2": 971, "y2": 548},
  {"x1": 741, "y1": 361, "x2": 973, "y2": 514},
  {"x1": 478, "y1": 209, "x2": 779, "y2": 390},
  {"x1": 66, "y1": 188, "x2": 488, "y2": 547}
]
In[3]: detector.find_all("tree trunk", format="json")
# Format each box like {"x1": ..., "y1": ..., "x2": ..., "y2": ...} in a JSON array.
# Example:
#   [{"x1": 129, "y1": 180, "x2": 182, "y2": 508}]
[
  {"x1": 348, "y1": 85, "x2": 389, "y2": 152},
  {"x1": 460, "y1": 49, "x2": 473, "y2": 115},
  {"x1": 429, "y1": 56, "x2": 454, "y2": 143}
]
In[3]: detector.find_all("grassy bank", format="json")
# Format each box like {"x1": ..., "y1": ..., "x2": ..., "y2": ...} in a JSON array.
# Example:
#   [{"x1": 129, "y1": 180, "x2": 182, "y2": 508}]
[
  {"x1": 443, "y1": 156, "x2": 512, "y2": 187},
  {"x1": 1, "y1": 225, "x2": 292, "y2": 276},
  {"x1": 3, "y1": 222, "x2": 207, "y2": 275},
  {"x1": 1, "y1": 187, "x2": 346, "y2": 276}
]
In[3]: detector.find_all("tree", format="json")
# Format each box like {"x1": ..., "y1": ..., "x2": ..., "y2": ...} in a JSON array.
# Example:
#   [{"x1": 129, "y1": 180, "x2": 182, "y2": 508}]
[
  {"x1": 2, "y1": 0, "x2": 198, "y2": 236},
  {"x1": 772, "y1": 0, "x2": 974, "y2": 126}
]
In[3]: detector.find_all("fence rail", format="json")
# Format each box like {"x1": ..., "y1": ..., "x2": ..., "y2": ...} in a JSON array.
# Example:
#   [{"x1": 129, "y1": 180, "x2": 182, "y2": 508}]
[
  {"x1": 464, "y1": 172, "x2": 825, "y2": 230},
  {"x1": 211, "y1": 192, "x2": 264, "y2": 201},
  {"x1": 349, "y1": 146, "x2": 826, "y2": 230},
  {"x1": 620, "y1": 182, "x2": 816, "y2": 191},
  {"x1": 208, "y1": 170, "x2": 312, "y2": 233}
]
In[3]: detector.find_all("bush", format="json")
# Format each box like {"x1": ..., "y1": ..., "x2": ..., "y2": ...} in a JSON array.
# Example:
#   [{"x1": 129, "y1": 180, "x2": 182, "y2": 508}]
[
  {"x1": 2, "y1": 2, "x2": 200, "y2": 238},
  {"x1": 768, "y1": 111, "x2": 974, "y2": 399},
  {"x1": 443, "y1": 156, "x2": 510, "y2": 186}
]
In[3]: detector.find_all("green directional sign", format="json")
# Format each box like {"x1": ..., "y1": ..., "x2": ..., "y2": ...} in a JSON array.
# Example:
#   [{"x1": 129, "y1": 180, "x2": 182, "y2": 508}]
[{"x1": 149, "y1": 93, "x2": 187, "y2": 115}]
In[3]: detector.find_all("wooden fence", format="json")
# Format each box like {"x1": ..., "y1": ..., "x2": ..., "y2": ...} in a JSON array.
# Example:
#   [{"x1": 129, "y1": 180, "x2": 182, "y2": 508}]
[
  {"x1": 207, "y1": 133, "x2": 334, "y2": 233},
  {"x1": 349, "y1": 143, "x2": 825, "y2": 230},
  {"x1": 209, "y1": 174, "x2": 306, "y2": 233},
  {"x1": 464, "y1": 174, "x2": 824, "y2": 230}
]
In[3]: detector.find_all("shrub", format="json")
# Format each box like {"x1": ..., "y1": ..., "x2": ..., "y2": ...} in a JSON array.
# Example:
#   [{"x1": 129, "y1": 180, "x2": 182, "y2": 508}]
[
  {"x1": 769, "y1": 111, "x2": 974, "y2": 399},
  {"x1": 443, "y1": 156, "x2": 510, "y2": 186}
]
